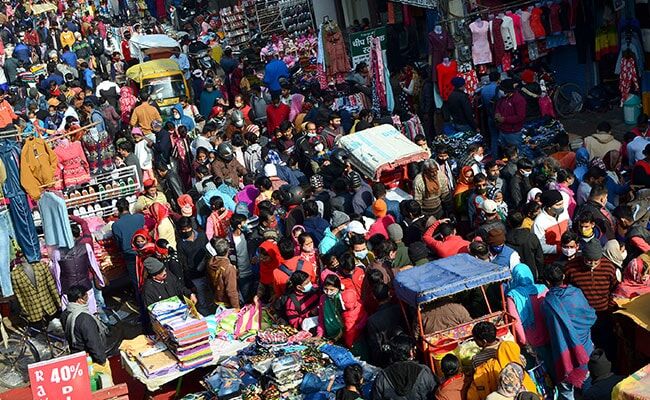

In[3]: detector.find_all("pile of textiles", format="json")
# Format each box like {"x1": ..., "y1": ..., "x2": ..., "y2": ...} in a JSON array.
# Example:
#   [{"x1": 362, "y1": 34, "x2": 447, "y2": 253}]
[
  {"x1": 119, "y1": 335, "x2": 179, "y2": 378},
  {"x1": 149, "y1": 297, "x2": 214, "y2": 371},
  {"x1": 201, "y1": 328, "x2": 381, "y2": 400},
  {"x1": 432, "y1": 130, "x2": 485, "y2": 159},
  {"x1": 521, "y1": 117, "x2": 567, "y2": 159}
]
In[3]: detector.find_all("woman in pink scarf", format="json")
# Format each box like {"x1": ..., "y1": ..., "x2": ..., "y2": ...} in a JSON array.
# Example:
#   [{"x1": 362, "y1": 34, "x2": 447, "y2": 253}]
[
  {"x1": 119, "y1": 86, "x2": 137, "y2": 125},
  {"x1": 289, "y1": 93, "x2": 304, "y2": 122},
  {"x1": 614, "y1": 252, "x2": 650, "y2": 299}
]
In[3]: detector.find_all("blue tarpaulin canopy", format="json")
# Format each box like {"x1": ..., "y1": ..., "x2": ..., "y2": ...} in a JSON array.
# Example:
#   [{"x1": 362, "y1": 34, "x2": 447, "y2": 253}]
[{"x1": 394, "y1": 254, "x2": 512, "y2": 307}]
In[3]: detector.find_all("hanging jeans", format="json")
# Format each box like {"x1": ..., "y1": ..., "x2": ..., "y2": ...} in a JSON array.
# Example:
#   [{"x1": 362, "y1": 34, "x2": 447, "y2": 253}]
[
  {"x1": 0, "y1": 210, "x2": 15, "y2": 296},
  {"x1": 8, "y1": 194, "x2": 41, "y2": 263}
]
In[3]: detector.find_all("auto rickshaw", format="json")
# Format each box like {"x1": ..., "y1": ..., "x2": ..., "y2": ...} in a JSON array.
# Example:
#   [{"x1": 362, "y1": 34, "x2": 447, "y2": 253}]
[{"x1": 126, "y1": 59, "x2": 190, "y2": 118}]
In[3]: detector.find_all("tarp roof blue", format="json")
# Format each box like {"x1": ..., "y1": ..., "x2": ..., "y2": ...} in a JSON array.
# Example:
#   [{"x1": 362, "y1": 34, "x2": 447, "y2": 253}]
[{"x1": 394, "y1": 254, "x2": 512, "y2": 307}]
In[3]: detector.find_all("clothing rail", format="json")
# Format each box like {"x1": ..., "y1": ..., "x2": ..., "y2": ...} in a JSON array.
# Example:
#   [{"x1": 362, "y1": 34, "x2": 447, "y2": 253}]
[
  {"x1": 436, "y1": 0, "x2": 539, "y2": 24},
  {"x1": 45, "y1": 122, "x2": 100, "y2": 143}
]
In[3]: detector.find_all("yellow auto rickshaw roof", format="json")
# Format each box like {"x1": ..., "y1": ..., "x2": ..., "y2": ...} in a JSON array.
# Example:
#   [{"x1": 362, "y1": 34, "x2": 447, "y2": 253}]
[{"x1": 126, "y1": 59, "x2": 182, "y2": 83}]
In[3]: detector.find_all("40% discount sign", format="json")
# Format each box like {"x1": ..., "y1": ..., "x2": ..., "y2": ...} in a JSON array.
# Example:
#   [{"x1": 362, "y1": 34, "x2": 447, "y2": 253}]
[{"x1": 27, "y1": 352, "x2": 92, "y2": 399}]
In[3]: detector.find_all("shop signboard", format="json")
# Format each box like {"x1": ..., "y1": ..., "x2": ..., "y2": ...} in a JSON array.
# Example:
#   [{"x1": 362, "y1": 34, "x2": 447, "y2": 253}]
[
  {"x1": 349, "y1": 27, "x2": 387, "y2": 68},
  {"x1": 28, "y1": 352, "x2": 93, "y2": 400}
]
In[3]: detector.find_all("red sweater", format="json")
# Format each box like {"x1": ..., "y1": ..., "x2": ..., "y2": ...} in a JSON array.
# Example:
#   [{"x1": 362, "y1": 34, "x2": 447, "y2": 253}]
[
  {"x1": 266, "y1": 103, "x2": 290, "y2": 133},
  {"x1": 423, "y1": 219, "x2": 470, "y2": 258},
  {"x1": 495, "y1": 92, "x2": 527, "y2": 133}
]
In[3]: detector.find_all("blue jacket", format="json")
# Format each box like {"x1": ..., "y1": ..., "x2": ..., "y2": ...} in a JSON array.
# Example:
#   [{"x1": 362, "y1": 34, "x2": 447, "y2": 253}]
[
  {"x1": 319, "y1": 228, "x2": 347, "y2": 256},
  {"x1": 83, "y1": 69, "x2": 95, "y2": 89},
  {"x1": 199, "y1": 89, "x2": 222, "y2": 118},
  {"x1": 491, "y1": 245, "x2": 516, "y2": 268},
  {"x1": 111, "y1": 213, "x2": 145, "y2": 259},
  {"x1": 303, "y1": 216, "x2": 330, "y2": 245},
  {"x1": 0, "y1": 140, "x2": 23, "y2": 198},
  {"x1": 168, "y1": 104, "x2": 195, "y2": 131},
  {"x1": 61, "y1": 51, "x2": 77, "y2": 68},
  {"x1": 263, "y1": 59, "x2": 289, "y2": 92},
  {"x1": 13, "y1": 43, "x2": 31, "y2": 64}
]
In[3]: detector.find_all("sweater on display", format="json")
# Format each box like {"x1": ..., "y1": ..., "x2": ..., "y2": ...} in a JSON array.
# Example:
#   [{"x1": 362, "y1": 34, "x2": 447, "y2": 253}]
[
  {"x1": 436, "y1": 60, "x2": 458, "y2": 101},
  {"x1": 20, "y1": 136, "x2": 58, "y2": 201},
  {"x1": 54, "y1": 140, "x2": 91, "y2": 188}
]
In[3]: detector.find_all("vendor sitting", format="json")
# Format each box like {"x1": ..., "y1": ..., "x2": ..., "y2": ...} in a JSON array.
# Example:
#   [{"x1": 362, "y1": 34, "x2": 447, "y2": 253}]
[
  {"x1": 421, "y1": 296, "x2": 472, "y2": 336},
  {"x1": 142, "y1": 257, "x2": 196, "y2": 308},
  {"x1": 62, "y1": 285, "x2": 112, "y2": 381}
]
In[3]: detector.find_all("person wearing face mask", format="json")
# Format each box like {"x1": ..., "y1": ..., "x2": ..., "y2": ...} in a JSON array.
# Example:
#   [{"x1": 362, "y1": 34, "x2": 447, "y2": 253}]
[
  {"x1": 283, "y1": 270, "x2": 320, "y2": 330},
  {"x1": 508, "y1": 158, "x2": 533, "y2": 209},
  {"x1": 273, "y1": 237, "x2": 317, "y2": 298},
  {"x1": 349, "y1": 232, "x2": 375, "y2": 268},
  {"x1": 460, "y1": 143, "x2": 486, "y2": 176},
  {"x1": 563, "y1": 239, "x2": 617, "y2": 357},
  {"x1": 574, "y1": 186, "x2": 615, "y2": 242},
  {"x1": 142, "y1": 257, "x2": 195, "y2": 308},
  {"x1": 468, "y1": 173, "x2": 489, "y2": 228},
  {"x1": 206, "y1": 238, "x2": 240, "y2": 310},
  {"x1": 318, "y1": 274, "x2": 368, "y2": 350},
  {"x1": 176, "y1": 217, "x2": 211, "y2": 314},
  {"x1": 413, "y1": 159, "x2": 452, "y2": 219},
  {"x1": 266, "y1": 93, "x2": 290, "y2": 134},
  {"x1": 298, "y1": 232, "x2": 319, "y2": 268},
  {"x1": 486, "y1": 228, "x2": 521, "y2": 269},
  {"x1": 205, "y1": 195, "x2": 233, "y2": 240},
  {"x1": 495, "y1": 79, "x2": 526, "y2": 155},
  {"x1": 434, "y1": 144, "x2": 457, "y2": 193},
  {"x1": 532, "y1": 190, "x2": 570, "y2": 262},
  {"x1": 574, "y1": 211, "x2": 608, "y2": 249},
  {"x1": 559, "y1": 231, "x2": 581, "y2": 262}
]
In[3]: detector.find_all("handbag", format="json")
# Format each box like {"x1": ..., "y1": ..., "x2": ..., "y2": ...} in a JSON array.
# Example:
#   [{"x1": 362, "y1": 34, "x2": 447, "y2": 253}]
[{"x1": 234, "y1": 299, "x2": 261, "y2": 338}]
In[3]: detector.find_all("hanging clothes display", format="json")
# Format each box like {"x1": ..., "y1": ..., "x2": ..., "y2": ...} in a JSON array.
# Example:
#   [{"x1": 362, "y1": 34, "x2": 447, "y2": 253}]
[
  {"x1": 489, "y1": 17, "x2": 505, "y2": 67},
  {"x1": 469, "y1": 20, "x2": 492, "y2": 65},
  {"x1": 500, "y1": 14, "x2": 517, "y2": 50},
  {"x1": 369, "y1": 36, "x2": 394, "y2": 113},
  {"x1": 436, "y1": 60, "x2": 458, "y2": 101},
  {"x1": 39, "y1": 191, "x2": 75, "y2": 249},
  {"x1": 20, "y1": 136, "x2": 58, "y2": 201},
  {"x1": 520, "y1": 9, "x2": 535, "y2": 41},
  {"x1": 10, "y1": 261, "x2": 61, "y2": 323},
  {"x1": 53, "y1": 139, "x2": 91, "y2": 188},
  {"x1": 619, "y1": 54, "x2": 640, "y2": 105},
  {"x1": 530, "y1": 7, "x2": 546, "y2": 38},
  {"x1": 0, "y1": 140, "x2": 41, "y2": 263},
  {"x1": 81, "y1": 127, "x2": 115, "y2": 175},
  {"x1": 428, "y1": 27, "x2": 455, "y2": 80},
  {"x1": 322, "y1": 21, "x2": 350, "y2": 79},
  {"x1": 506, "y1": 11, "x2": 524, "y2": 46}
]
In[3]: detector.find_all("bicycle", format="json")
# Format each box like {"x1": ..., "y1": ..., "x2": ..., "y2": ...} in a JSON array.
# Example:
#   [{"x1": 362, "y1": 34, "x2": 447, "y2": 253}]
[
  {"x1": 0, "y1": 316, "x2": 69, "y2": 388},
  {"x1": 538, "y1": 68, "x2": 584, "y2": 119}
]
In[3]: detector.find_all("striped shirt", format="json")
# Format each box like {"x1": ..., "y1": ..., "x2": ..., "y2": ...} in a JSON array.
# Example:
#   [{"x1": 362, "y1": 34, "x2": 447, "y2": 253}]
[{"x1": 564, "y1": 258, "x2": 617, "y2": 312}]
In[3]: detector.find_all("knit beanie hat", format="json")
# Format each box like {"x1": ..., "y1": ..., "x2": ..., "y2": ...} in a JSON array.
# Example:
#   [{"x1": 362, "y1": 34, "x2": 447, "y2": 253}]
[
  {"x1": 408, "y1": 242, "x2": 429, "y2": 262},
  {"x1": 588, "y1": 349, "x2": 611, "y2": 379},
  {"x1": 372, "y1": 199, "x2": 388, "y2": 218},
  {"x1": 486, "y1": 229, "x2": 506, "y2": 246},
  {"x1": 540, "y1": 190, "x2": 563, "y2": 208},
  {"x1": 144, "y1": 257, "x2": 165, "y2": 276},
  {"x1": 310, "y1": 174, "x2": 324, "y2": 190},
  {"x1": 582, "y1": 239, "x2": 603, "y2": 260},
  {"x1": 330, "y1": 210, "x2": 350, "y2": 229},
  {"x1": 387, "y1": 224, "x2": 403, "y2": 242},
  {"x1": 348, "y1": 171, "x2": 362, "y2": 189}
]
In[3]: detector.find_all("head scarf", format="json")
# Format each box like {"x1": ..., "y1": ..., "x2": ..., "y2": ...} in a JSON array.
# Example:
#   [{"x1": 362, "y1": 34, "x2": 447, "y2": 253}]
[
  {"x1": 603, "y1": 240, "x2": 625, "y2": 268},
  {"x1": 507, "y1": 264, "x2": 548, "y2": 329},
  {"x1": 259, "y1": 240, "x2": 283, "y2": 285},
  {"x1": 496, "y1": 363, "x2": 525, "y2": 398},
  {"x1": 119, "y1": 86, "x2": 137, "y2": 120},
  {"x1": 149, "y1": 203, "x2": 170, "y2": 241},
  {"x1": 289, "y1": 93, "x2": 305, "y2": 122},
  {"x1": 131, "y1": 228, "x2": 155, "y2": 288},
  {"x1": 453, "y1": 166, "x2": 474, "y2": 196},
  {"x1": 526, "y1": 188, "x2": 542, "y2": 203},
  {"x1": 614, "y1": 252, "x2": 650, "y2": 299}
]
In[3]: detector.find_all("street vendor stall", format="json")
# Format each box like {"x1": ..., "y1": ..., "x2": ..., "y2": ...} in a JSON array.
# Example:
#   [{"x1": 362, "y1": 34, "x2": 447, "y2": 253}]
[
  {"x1": 338, "y1": 124, "x2": 429, "y2": 188},
  {"x1": 394, "y1": 254, "x2": 514, "y2": 374}
]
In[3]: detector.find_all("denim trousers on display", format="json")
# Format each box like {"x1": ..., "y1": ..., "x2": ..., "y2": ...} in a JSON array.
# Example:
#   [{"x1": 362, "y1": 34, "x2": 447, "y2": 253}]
[
  {"x1": 0, "y1": 210, "x2": 14, "y2": 296},
  {"x1": 8, "y1": 194, "x2": 40, "y2": 263}
]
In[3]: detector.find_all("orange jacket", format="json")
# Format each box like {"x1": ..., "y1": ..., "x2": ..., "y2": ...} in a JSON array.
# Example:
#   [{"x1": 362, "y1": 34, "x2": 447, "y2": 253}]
[{"x1": 0, "y1": 99, "x2": 17, "y2": 129}]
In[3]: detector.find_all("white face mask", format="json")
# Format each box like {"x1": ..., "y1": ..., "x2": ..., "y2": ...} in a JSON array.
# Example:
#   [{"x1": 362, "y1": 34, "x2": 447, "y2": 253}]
[
  {"x1": 621, "y1": 250, "x2": 628, "y2": 260},
  {"x1": 521, "y1": 170, "x2": 532, "y2": 177},
  {"x1": 315, "y1": 143, "x2": 324, "y2": 152},
  {"x1": 562, "y1": 247, "x2": 577, "y2": 257},
  {"x1": 474, "y1": 154, "x2": 484, "y2": 162}
]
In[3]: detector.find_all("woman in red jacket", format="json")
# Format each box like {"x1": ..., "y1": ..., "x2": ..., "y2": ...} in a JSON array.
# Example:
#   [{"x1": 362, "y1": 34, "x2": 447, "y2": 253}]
[{"x1": 317, "y1": 275, "x2": 368, "y2": 353}]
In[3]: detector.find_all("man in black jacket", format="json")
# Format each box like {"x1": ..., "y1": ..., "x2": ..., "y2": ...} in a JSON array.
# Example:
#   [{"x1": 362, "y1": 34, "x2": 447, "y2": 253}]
[
  {"x1": 446, "y1": 77, "x2": 477, "y2": 132},
  {"x1": 366, "y1": 282, "x2": 406, "y2": 368},
  {"x1": 62, "y1": 285, "x2": 109, "y2": 365},
  {"x1": 155, "y1": 161, "x2": 184, "y2": 212},
  {"x1": 508, "y1": 157, "x2": 533, "y2": 209},
  {"x1": 142, "y1": 258, "x2": 195, "y2": 308},
  {"x1": 506, "y1": 211, "x2": 544, "y2": 279},
  {"x1": 372, "y1": 335, "x2": 437, "y2": 400},
  {"x1": 177, "y1": 217, "x2": 212, "y2": 316}
]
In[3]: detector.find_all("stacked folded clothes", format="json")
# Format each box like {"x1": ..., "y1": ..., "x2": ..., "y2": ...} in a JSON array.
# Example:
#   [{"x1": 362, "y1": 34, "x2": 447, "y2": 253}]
[
  {"x1": 119, "y1": 335, "x2": 180, "y2": 378},
  {"x1": 270, "y1": 354, "x2": 303, "y2": 395},
  {"x1": 149, "y1": 297, "x2": 214, "y2": 371}
]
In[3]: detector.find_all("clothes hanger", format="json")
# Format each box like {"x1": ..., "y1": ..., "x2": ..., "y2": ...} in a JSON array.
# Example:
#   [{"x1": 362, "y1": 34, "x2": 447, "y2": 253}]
[{"x1": 45, "y1": 121, "x2": 99, "y2": 143}]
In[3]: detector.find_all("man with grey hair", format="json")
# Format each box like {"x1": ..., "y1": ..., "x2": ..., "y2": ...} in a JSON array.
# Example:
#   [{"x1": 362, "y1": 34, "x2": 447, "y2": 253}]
[{"x1": 206, "y1": 238, "x2": 240, "y2": 310}]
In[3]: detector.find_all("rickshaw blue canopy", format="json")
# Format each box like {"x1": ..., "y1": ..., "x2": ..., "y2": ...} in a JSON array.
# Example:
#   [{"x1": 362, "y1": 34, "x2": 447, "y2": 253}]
[{"x1": 394, "y1": 254, "x2": 512, "y2": 307}]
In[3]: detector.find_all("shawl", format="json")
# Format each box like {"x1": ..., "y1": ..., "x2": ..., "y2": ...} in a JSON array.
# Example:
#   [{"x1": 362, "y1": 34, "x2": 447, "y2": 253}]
[
  {"x1": 496, "y1": 362, "x2": 524, "y2": 397},
  {"x1": 603, "y1": 239, "x2": 625, "y2": 268},
  {"x1": 119, "y1": 86, "x2": 137, "y2": 122},
  {"x1": 65, "y1": 302, "x2": 107, "y2": 347},
  {"x1": 526, "y1": 188, "x2": 542, "y2": 203},
  {"x1": 423, "y1": 170, "x2": 440, "y2": 196},
  {"x1": 453, "y1": 166, "x2": 474, "y2": 196},
  {"x1": 506, "y1": 263, "x2": 547, "y2": 329},
  {"x1": 542, "y1": 285, "x2": 596, "y2": 387},
  {"x1": 289, "y1": 94, "x2": 305, "y2": 122},
  {"x1": 149, "y1": 202, "x2": 170, "y2": 242},
  {"x1": 131, "y1": 228, "x2": 155, "y2": 288},
  {"x1": 614, "y1": 253, "x2": 650, "y2": 299}
]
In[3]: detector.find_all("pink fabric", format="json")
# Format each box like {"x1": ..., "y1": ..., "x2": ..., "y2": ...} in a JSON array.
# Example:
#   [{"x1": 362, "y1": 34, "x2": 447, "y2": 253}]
[
  {"x1": 506, "y1": 290, "x2": 549, "y2": 347},
  {"x1": 119, "y1": 87, "x2": 137, "y2": 124},
  {"x1": 614, "y1": 255, "x2": 650, "y2": 299},
  {"x1": 469, "y1": 20, "x2": 492, "y2": 65},
  {"x1": 54, "y1": 140, "x2": 91, "y2": 188},
  {"x1": 289, "y1": 94, "x2": 305, "y2": 122},
  {"x1": 235, "y1": 185, "x2": 260, "y2": 214},
  {"x1": 366, "y1": 215, "x2": 396, "y2": 240},
  {"x1": 631, "y1": 236, "x2": 650, "y2": 253},
  {"x1": 506, "y1": 11, "x2": 524, "y2": 46}
]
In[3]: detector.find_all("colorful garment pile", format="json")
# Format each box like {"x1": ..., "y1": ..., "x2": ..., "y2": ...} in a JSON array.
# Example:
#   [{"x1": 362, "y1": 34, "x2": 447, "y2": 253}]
[
  {"x1": 149, "y1": 297, "x2": 214, "y2": 371},
  {"x1": 270, "y1": 354, "x2": 303, "y2": 394}
]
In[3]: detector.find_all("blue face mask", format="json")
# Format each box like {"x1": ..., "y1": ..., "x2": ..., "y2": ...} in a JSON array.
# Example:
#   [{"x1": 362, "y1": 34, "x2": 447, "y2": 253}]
[
  {"x1": 302, "y1": 282, "x2": 313, "y2": 293},
  {"x1": 490, "y1": 245, "x2": 504, "y2": 254},
  {"x1": 354, "y1": 250, "x2": 368, "y2": 259}
]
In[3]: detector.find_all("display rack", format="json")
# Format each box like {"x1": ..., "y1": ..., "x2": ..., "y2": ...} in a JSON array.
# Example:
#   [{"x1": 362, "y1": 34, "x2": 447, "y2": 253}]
[
  {"x1": 33, "y1": 165, "x2": 141, "y2": 225},
  {"x1": 278, "y1": 0, "x2": 314, "y2": 36},
  {"x1": 256, "y1": 0, "x2": 286, "y2": 38},
  {"x1": 220, "y1": 5, "x2": 251, "y2": 53}
]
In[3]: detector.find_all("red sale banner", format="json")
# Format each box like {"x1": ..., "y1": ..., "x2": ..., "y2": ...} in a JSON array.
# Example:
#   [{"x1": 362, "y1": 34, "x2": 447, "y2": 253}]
[{"x1": 28, "y1": 352, "x2": 92, "y2": 400}]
